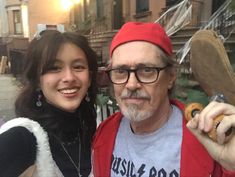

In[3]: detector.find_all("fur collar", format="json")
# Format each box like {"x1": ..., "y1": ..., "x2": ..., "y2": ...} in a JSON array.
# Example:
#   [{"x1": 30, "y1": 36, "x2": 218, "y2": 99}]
[{"x1": 0, "y1": 117, "x2": 63, "y2": 177}]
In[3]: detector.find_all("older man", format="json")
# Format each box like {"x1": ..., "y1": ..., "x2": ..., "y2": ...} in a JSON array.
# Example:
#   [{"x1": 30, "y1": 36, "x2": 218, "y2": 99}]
[{"x1": 92, "y1": 22, "x2": 235, "y2": 177}]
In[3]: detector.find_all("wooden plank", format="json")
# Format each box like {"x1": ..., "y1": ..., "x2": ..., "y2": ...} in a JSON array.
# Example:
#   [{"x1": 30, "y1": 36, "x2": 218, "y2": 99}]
[{"x1": 0, "y1": 56, "x2": 7, "y2": 74}]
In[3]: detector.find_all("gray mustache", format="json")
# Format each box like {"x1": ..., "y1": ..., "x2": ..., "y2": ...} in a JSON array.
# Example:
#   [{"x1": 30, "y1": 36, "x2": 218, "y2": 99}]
[{"x1": 121, "y1": 90, "x2": 150, "y2": 99}]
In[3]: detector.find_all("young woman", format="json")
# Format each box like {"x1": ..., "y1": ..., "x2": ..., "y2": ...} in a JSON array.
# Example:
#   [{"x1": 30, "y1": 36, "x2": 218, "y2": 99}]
[{"x1": 0, "y1": 30, "x2": 98, "y2": 177}]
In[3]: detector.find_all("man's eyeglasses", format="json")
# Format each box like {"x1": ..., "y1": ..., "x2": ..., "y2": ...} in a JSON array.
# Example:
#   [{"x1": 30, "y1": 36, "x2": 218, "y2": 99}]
[{"x1": 106, "y1": 65, "x2": 170, "y2": 84}]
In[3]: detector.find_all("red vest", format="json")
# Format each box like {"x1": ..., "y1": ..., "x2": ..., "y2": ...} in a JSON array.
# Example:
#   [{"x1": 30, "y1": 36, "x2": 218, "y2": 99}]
[{"x1": 92, "y1": 100, "x2": 235, "y2": 177}]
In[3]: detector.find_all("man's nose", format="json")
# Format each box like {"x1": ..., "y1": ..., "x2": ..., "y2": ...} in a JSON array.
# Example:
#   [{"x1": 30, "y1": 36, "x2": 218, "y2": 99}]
[{"x1": 125, "y1": 72, "x2": 141, "y2": 90}]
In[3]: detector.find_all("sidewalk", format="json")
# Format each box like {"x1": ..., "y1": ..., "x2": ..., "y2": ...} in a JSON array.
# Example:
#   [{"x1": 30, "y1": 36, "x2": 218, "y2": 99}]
[{"x1": 0, "y1": 74, "x2": 20, "y2": 122}]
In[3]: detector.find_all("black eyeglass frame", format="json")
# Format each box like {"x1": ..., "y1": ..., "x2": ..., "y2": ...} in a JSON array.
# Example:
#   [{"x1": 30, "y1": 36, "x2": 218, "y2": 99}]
[{"x1": 106, "y1": 65, "x2": 170, "y2": 85}]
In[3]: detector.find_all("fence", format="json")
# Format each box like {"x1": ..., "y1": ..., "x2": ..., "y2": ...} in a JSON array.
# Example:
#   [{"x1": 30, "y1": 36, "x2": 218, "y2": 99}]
[{"x1": 96, "y1": 100, "x2": 119, "y2": 123}]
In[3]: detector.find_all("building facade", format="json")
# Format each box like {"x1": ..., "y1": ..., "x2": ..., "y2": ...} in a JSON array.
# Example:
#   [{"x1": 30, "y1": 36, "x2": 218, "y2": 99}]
[
  {"x1": 0, "y1": 0, "x2": 228, "y2": 53},
  {"x1": 0, "y1": 0, "x2": 75, "y2": 40},
  {"x1": 0, "y1": 0, "x2": 226, "y2": 40},
  {"x1": 73, "y1": 0, "x2": 225, "y2": 34}
]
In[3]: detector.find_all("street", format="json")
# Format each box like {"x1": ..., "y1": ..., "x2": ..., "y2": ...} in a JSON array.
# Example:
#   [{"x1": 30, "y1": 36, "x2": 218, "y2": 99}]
[{"x1": 0, "y1": 74, "x2": 19, "y2": 122}]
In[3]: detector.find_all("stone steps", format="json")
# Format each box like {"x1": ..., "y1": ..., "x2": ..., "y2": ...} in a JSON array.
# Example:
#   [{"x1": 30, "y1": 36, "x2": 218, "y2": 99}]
[{"x1": 88, "y1": 27, "x2": 235, "y2": 60}]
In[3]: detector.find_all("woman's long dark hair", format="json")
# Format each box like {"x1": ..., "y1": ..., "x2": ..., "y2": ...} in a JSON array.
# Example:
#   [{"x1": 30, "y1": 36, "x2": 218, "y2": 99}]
[{"x1": 15, "y1": 30, "x2": 98, "y2": 139}]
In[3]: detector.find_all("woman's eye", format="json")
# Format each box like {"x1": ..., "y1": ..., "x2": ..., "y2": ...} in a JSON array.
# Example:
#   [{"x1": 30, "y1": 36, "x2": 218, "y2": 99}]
[
  {"x1": 74, "y1": 66, "x2": 84, "y2": 69},
  {"x1": 46, "y1": 66, "x2": 61, "y2": 72},
  {"x1": 74, "y1": 65, "x2": 87, "y2": 71}
]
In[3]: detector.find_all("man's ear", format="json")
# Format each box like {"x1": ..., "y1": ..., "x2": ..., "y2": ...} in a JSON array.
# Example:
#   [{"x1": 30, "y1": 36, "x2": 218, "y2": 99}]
[{"x1": 168, "y1": 68, "x2": 177, "y2": 89}]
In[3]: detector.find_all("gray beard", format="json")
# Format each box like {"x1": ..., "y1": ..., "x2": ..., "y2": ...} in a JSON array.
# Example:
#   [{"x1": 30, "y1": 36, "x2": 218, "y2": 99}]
[{"x1": 121, "y1": 104, "x2": 153, "y2": 122}]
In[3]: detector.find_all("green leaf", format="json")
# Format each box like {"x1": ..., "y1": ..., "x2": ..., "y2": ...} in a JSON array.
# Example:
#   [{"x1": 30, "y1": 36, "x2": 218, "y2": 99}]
[{"x1": 96, "y1": 93, "x2": 110, "y2": 106}]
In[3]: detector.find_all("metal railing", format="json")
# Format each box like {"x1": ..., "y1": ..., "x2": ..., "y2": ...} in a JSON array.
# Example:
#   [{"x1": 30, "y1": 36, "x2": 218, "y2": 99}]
[
  {"x1": 204, "y1": 8, "x2": 235, "y2": 40},
  {"x1": 178, "y1": 0, "x2": 235, "y2": 64},
  {"x1": 96, "y1": 100, "x2": 119, "y2": 123}
]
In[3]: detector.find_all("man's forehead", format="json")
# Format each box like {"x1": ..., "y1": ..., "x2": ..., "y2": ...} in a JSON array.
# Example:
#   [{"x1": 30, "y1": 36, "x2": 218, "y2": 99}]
[
  {"x1": 111, "y1": 45, "x2": 163, "y2": 67},
  {"x1": 113, "y1": 41, "x2": 160, "y2": 51},
  {"x1": 111, "y1": 58, "x2": 163, "y2": 68},
  {"x1": 112, "y1": 41, "x2": 162, "y2": 57}
]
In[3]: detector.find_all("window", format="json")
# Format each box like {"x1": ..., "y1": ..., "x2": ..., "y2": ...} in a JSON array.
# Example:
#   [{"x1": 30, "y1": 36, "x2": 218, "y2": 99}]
[
  {"x1": 13, "y1": 10, "x2": 22, "y2": 35},
  {"x1": 136, "y1": 0, "x2": 149, "y2": 14},
  {"x1": 166, "y1": 0, "x2": 181, "y2": 7},
  {"x1": 96, "y1": 0, "x2": 104, "y2": 19},
  {"x1": 113, "y1": 0, "x2": 123, "y2": 29}
]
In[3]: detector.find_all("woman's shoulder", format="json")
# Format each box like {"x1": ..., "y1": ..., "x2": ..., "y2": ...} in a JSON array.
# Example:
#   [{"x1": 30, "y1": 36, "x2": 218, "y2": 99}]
[
  {"x1": 0, "y1": 118, "x2": 40, "y2": 143},
  {"x1": 0, "y1": 118, "x2": 48, "y2": 139},
  {"x1": 0, "y1": 117, "x2": 40, "y2": 133},
  {"x1": 0, "y1": 117, "x2": 50, "y2": 149},
  {"x1": 0, "y1": 125, "x2": 37, "y2": 148},
  {"x1": 0, "y1": 118, "x2": 38, "y2": 151},
  {"x1": 0, "y1": 123, "x2": 37, "y2": 177}
]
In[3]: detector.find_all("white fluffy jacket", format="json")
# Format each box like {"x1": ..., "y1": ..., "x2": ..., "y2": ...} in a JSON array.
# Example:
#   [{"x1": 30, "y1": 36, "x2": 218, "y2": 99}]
[{"x1": 0, "y1": 118, "x2": 64, "y2": 177}]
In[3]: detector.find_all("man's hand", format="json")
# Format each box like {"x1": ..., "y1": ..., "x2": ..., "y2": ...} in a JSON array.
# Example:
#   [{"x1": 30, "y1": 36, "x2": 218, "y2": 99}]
[{"x1": 187, "y1": 101, "x2": 235, "y2": 171}]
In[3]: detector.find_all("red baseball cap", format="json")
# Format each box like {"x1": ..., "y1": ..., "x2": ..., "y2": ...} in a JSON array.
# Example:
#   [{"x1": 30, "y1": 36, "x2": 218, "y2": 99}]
[{"x1": 110, "y1": 22, "x2": 173, "y2": 57}]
